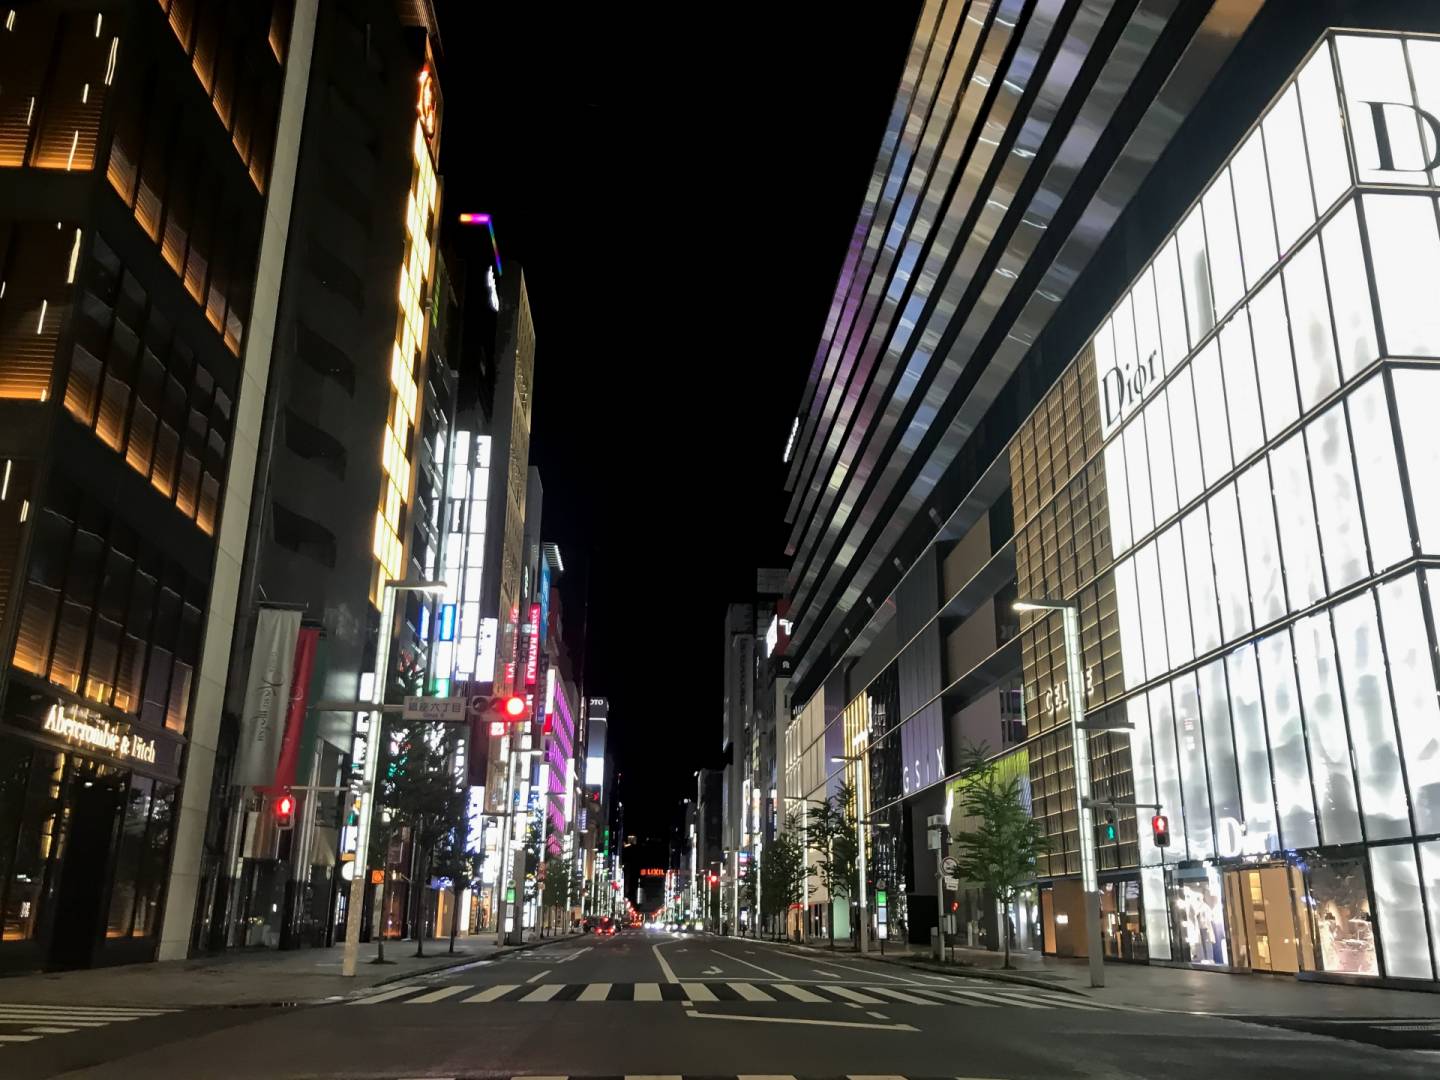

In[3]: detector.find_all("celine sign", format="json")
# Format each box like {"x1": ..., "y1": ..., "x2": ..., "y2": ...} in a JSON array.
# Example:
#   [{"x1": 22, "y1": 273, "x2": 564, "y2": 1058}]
[{"x1": 43, "y1": 703, "x2": 156, "y2": 765}]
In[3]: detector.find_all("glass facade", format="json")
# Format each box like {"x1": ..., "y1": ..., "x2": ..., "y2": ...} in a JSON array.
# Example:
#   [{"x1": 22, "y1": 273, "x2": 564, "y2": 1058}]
[{"x1": 1013, "y1": 31, "x2": 1440, "y2": 983}]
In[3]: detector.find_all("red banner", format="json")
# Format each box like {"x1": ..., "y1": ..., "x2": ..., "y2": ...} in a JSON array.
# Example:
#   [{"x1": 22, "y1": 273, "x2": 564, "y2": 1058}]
[{"x1": 272, "y1": 627, "x2": 320, "y2": 791}]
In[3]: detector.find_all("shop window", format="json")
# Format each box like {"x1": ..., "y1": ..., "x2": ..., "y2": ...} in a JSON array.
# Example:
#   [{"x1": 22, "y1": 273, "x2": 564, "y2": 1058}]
[
  {"x1": 1170, "y1": 865, "x2": 1229, "y2": 966},
  {"x1": 0, "y1": 744, "x2": 65, "y2": 943},
  {"x1": 106, "y1": 777, "x2": 152, "y2": 938},
  {"x1": 1305, "y1": 853, "x2": 1377, "y2": 976}
]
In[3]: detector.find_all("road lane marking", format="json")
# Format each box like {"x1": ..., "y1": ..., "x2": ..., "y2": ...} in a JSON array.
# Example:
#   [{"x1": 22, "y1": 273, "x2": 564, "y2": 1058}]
[
  {"x1": 682, "y1": 982, "x2": 718, "y2": 1001},
  {"x1": 868, "y1": 986, "x2": 938, "y2": 1005},
  {"x1": 633, "y1": 983, "x2": 663, "y2": 1001},
  {"x1": 915, "y1": 988, "x2": 997, "y2": 1007},
  {"x1": 827, "y1": 986, "x2": 885, "y2": 1004},
  {"x1": 24, "y1": 1026, "x2": 79, "y2": 1034},
  {"x1": 730, "y1": 982, "x2": 775, "y2": 1002},
  {"x1": 520, "y1": 984, "x2": 563, "y2": 1002},
  {"x1": 685, "y1": 1009, "x2": 917, "y2": 1032},
  {"x1": 348, "y1": 985, "x2": 423, "y2": 1005},
  {"x1": 405, "y1": 986, "x2": 469, "y2": 1004},
  {"x1": 772, "y1": 984, "x2": 827, "y2": 1002},
  {"x1": 818, "y1": 960, "x2": 925, "y2": 984},
  {"x1": 0, "y1": 1034, "x2": 42, "y2": 1043},
  {"x1": 703, "y1": 966, "x2": 724, "y2": 975},
  {"x1": 976, "y1": 990, "x2": 1047, "y2": 1009},
  {"x1": 460, "y1": 984, "x2": 518, "y2": 1003},
  {"x1": 713, "y1": 949, "x2": 785, "y2": 978},
  {"x1": 652, "y1": 941, "x2": 679, "y2": 984},
  {"x1": 0, "y1": 1018, "x2": 112, "y2": 1027},
  {"x1": 577, "y1": 983, "x2": 611, "y2": 1001},
  {"x1": 1013, "y1": 990, "x2": 1109, "y2": 1011},
  {"x1": 526, "y1": 969, "x2": 553, "y2": 984},
  {"x1": 811, "y1": 969, "x2": 841, "y2": 979},
  {"x1": 866, "y1": 1011, "x2": 889, "y2": 1019}
]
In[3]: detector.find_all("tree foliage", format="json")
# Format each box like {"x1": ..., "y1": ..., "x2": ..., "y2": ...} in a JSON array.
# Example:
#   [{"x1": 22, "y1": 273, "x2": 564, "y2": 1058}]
[
  {"x1": 807, "y1": 784, "x2": 858, "y2": 948},
  {"x1": 758, "y1": 813, "x2": 809, "y2": 938},
  {"x1": 951, "y1": 744, "x2": 1049, "y2": 969}
]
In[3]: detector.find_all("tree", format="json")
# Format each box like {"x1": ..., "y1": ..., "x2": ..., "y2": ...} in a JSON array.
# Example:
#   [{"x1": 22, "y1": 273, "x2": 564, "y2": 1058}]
[
  {"x1": 759, "y1": 814, "x2": 809, "y2": 940},
  {"x1": 952, "y1": 744, "x2": 1050, "y2": 969},
  {"x1": 542, "y1": 854, "x2": 571, "y2": 934},
  {"x1": 809, "y1": 785, "x2": 857, "y2": 949},
  {"x1": 377, "y1": 720, "x2": 469, "y2": 957},
  {"x1": 430, "y1": 825, "x2": 480, "y2": 954}
]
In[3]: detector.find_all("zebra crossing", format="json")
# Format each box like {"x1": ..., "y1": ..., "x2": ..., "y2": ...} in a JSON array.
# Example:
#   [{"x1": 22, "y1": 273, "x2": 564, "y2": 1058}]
[
  {"x1": 351, "y1": 980, "x2": 1138, "y2": 1011},
  {"x1": 0, "y1": 1002, "x2": 176, "y2": 1049}
]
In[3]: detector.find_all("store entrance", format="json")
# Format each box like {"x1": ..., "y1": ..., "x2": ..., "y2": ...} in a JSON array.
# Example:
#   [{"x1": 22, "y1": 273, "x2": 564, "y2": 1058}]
[
  {"x1": 49, "y1": 771, "x2": 122, "y2": 969},
  {"x1": 1222, "y1": 863, "x2": 1315, "y2": 974}
]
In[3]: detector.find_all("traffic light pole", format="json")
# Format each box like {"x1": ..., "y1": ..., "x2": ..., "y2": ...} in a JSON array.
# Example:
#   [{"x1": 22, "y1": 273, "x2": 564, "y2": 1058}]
[{"x1": 1061, "y1": 605, "x2": 1105, "y2": 990}]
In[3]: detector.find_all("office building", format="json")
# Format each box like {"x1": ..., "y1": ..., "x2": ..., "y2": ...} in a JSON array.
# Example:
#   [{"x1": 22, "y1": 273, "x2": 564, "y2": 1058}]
[{"x1": 780, "y1": 0, "x2": 1440, "y2": 986}]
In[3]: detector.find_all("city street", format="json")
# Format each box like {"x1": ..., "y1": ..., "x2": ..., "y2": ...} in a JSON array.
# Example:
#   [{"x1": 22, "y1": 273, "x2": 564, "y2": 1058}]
[{"x1": 4, "y1": 932, "x2": 1436, "y2": 1079}]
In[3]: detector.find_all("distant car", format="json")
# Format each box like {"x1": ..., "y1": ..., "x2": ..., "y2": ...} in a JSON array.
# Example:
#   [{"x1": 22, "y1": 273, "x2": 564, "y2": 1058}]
[{"x1": 594, "y1": 916, "x2": 616, "y2": 936}]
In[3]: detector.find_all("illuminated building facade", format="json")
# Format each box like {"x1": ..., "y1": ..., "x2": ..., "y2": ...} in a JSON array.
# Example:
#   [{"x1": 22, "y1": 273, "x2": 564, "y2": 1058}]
[
  {"x1": 779, "y1": 0, "x2": 1440, "y2": 987},
  {"x1": 0, "y1": 0, "x2": 314, "y2": 970}
]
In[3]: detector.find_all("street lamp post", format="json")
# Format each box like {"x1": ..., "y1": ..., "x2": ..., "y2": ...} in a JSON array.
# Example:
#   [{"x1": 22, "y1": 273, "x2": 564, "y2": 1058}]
[
  {"x1": 343, "y1": 578, "x2": 447, "y2": 978},
  {"x1": 1014, "y1": 597, "x2": 1104, "y2": 989}
]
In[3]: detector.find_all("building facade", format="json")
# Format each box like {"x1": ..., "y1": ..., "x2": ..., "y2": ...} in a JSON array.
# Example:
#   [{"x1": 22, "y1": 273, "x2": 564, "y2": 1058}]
[
  {"x1": 779, "y1": 0, "x2": 1440, "y2": 988},
  {"x1": 0, "y1": 0, "x2": 315, "y2": 971}
]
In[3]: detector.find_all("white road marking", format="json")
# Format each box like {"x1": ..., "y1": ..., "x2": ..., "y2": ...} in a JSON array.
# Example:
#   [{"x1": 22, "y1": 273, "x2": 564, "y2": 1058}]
[
  {"x1": 868, "y1": 986, "x2": 938, "y2": 1005},
  {"x1": 405, "y1": 985, "x2": 469, "y2": 1004},
  {"x1": 772, "y1": 984, "x2": 827, "y2": 1003},
  {"x1": 653, "y1": 941, "x2": 680, "y2": 984},
  {"x1": 567, "y1": 946, "x2": 593, "y2": 959},
  {"x1": 577, "y1": 983, "x2": 611, "y2": 1001},
  {"x1": 460, "y1": 984, "x2": 518, "y2": 1003},
  {"x1": 730, "y1": 982, "x2": 775, "y2": 1002},
  {"x1": 633, "y1": 983, "x2": 663, "y2": 1001},
  {"x1": 0, "y1": 1017, "x2": 112, "y2": 1027},
  {"x1": 817, "y1": 960, "x2": 924, "y2": 984},
  {"x1": 0, "y1": 1034, "x2": 42, "y2": 1043},
  {"x1": 685, "y1": 1009, "x2": 917, "y2": 1032},
  {"x1": 826, "y1": 986, "x2": 886, "y2": 1005},
  {"x1": 1015, "y1": 990, "x2": 1111, "y2": 1011},
  {"x1": 0, "y1": 1005, "x2": 172, "y2": 1015},
  {"x1": 866, "y1": 1011, "x2": 889, "y2": 1020},
  {"x1": 848, "y1": 1075, "x2": 911, "y2": 1080},
  {"x1": 23, "y1": 1026, "x2": 78, "y2": 1034},
  {"x1": 682, "y1": 982, "x2": 718, "y2": 1002},
  {"x1": 978, "y1": 991, "x2": 1047, "y2": 1009},
  {"x1": 703, "y1": 966, "x2": 724, "y2": 975},
  {"x1": 526, "y1": 969, "x2": 553, "y2": 984},
  {"x1": 812, "y1": 969, "x2": 842, "y2": 979},
  {"x1": 520, "y1": 984, "x2": 563, "y2": 1002},
  {"x1": 349, "y1": 985, "x2": 424, "y2": 1005},
  {"x1": 713, "y1": 950, "x2": 785, "y2": 979},
  {"x1": 921, "y1": 988, "x2": 998, "y2": 1007}
]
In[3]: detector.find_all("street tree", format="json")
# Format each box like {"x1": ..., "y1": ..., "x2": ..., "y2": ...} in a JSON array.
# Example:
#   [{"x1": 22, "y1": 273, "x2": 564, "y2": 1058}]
[
  {"x1": 378, "y1": 720, "x2": 468, "y2": 957},
  {"x1": 809, "y1": 784, "x2": 858, "y2": 949},
  {"x1": 759, "y1": 813, "x2": 809, "y2": 940},
  {"x1": 542, "y1": 853, "x2": 571, "y2": 934},
  {"x1": 430, "y1": 825, "x2": 479, "y2": 954},
  {"x1": 951, "y1": 743, "x2": 1050, "y2": 969}
]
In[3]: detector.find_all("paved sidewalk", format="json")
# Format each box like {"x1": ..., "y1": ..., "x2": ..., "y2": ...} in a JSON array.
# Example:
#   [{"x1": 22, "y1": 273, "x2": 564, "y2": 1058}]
[
  {"x1": 740, "y1": 934, "x2": 1440, "y2": 1018},
  {"x1": 0, "y1": 932, "x2": 580, "y2": 1007}
]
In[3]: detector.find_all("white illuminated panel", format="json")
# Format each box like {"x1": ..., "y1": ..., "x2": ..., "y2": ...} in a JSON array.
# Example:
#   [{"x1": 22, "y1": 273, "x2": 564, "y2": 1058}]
[
  {"x1": 1256, "y1": 631, "x2": 1318, "y2": 851},
  {"x1": 1292, "y1": 609, "x2": 1361, "y2": 845},
  {"x1": 1370, "y1": 844, "x2": 1434, "y2": 979}
]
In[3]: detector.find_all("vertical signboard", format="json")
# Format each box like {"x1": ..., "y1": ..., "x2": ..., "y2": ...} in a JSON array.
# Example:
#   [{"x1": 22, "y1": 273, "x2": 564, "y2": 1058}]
[{"x1": 235, "y1": 608, "x2": 302, "y2": 786}]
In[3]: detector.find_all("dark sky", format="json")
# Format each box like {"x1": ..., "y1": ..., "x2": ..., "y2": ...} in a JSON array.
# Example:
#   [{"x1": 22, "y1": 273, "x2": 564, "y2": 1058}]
[{"x1": 435, "y1": 2, "x2": 922, "y2": 837}]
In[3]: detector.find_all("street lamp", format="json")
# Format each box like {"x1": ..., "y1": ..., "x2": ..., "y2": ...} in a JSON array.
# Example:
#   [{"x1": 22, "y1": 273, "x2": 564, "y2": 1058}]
[
  {"x1": 1013, "y1": 597, "x2": 1104, "y2": 989},
  {"x1": 342, "y1": 577, "x2": 446, "y2": 978}
]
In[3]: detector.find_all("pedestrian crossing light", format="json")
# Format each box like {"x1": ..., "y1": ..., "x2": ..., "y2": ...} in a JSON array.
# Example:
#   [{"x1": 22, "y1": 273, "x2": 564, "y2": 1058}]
[
  {"x1": 274, "y1": 792, "x2": 296, "y2": 831},
  {"x1": 1151, "y1": 814, "x2": 1171, "y2": 848},
  {"x1": 876, "y1": 889, "x2": 887, "y2": 907},
  {"x1": 1103, "y1": 814, "x2": 1117, "y2": 842}
]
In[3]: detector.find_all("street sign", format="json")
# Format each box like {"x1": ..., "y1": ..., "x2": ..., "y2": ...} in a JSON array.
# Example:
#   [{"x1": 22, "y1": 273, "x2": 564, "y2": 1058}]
[
  {"x1": 402, "y1": 696, "x2": 467, "y2": 721},
  {"x1": 927, "y1": 828, "x2": 942, "y2": 850},
  {"x1": 942, "y1": 855, "x2": 960, "y2": 889}
]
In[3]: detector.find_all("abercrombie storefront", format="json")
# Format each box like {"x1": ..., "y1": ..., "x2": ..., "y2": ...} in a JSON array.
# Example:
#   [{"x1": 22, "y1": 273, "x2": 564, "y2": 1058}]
[
  {"x1": 0, "y1": 679, "x2": 184, "y2": 972},
  {"x1": 1018, "y1": 30, "x2": 1440, "y2": 986}
]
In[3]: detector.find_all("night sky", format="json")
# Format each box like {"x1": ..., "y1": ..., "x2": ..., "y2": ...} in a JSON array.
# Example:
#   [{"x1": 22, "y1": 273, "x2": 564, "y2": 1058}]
[{"x1": 435, "y1": 2, "x2": 922, "y2": 837}]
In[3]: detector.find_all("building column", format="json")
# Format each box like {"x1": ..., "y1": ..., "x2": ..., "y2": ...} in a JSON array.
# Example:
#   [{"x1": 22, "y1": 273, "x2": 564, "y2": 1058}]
[{"x1": 157, "y1": 0, "x2": 319, "y2": 962}]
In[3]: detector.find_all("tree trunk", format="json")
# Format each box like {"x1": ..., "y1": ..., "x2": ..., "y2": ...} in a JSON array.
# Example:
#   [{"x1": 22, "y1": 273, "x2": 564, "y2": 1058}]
[
  {"x1": 1002, "y1": 898, "x2": 1011, "y2": 970},
  {"x1": 828, "y1": 897, "x2": 835, "y2": 950},
  {"x1": 414, "y1": 851, "x2": 429, "y2": 958},
  {"x1": 376, "y1": 876, "x2": 388, "y2": 964},
  {"x1": 449, "y1": 885, "x2": 460, "y2": 953}
]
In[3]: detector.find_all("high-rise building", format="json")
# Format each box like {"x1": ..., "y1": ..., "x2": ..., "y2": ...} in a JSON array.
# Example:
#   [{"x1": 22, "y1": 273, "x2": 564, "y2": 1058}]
[
  {"x1": 781, "y1": 0, "x2": 1440, "y2": 988},
  {"x1": 177, "y1": 0, "x2": 455, "y2": 956},
  {"x1": 0, "y1": 0, "x2": 316, "y2": 971}
]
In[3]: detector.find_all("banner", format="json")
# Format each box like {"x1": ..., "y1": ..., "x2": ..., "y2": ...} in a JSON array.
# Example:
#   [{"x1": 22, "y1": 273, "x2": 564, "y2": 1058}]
[
  {"x1": 272, "y1": 626, "x2": 320, "y2": 791},
  {"x1": 234, "y1": 608, "x2": 302, "y2": 787}
]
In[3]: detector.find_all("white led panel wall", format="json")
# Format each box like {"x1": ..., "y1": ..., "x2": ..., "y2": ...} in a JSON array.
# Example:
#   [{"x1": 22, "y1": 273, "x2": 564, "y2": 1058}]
[{"x1": 1036, "y1": 30, "x2": 1440, "y2": 982}]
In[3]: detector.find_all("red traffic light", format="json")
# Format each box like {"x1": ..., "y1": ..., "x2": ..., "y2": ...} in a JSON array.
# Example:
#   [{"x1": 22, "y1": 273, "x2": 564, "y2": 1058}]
[
  {"x1": 1151, "y1": 814, "x2": 1171, "y2": 848},
  {"x1": 503, "y1": 695, "x2": 527, "y2": 718},
  {"x1": 275, "y1": 792, "x2": 296, "y2": 830}
]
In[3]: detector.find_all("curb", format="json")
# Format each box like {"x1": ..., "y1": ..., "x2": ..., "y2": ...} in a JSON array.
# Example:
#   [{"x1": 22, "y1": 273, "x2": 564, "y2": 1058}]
[
  {"x1": 370, "y1": 933, "x2": 583, "y2": 989},
  {"x1": 745, "y1": 937, "x2": 1089, "y2": 996}
]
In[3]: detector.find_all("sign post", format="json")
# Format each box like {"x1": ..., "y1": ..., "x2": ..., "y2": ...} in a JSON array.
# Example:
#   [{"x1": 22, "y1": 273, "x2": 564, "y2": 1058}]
[{"x1": 928, "y1": 813, "x2": 947, "y2": 961}]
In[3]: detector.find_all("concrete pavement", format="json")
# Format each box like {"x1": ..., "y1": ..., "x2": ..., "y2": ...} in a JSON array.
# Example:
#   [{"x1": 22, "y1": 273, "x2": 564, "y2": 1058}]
[{"x1": 2, "y1": 931, "x2": 1436, "y2": 1078}]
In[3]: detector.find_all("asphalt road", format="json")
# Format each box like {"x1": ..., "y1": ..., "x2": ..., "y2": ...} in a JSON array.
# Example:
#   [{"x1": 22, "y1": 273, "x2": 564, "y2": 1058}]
[{"x1": 5, "y1": 931, "x2": 1435, "y2": 1079}]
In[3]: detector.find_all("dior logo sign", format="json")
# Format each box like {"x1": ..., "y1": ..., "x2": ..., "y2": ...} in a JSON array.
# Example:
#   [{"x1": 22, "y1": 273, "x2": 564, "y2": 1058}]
[
  {"x1": 1360, "y1": 101, "x2": 1440, "y2": 173},
  {"x1": 1100, "y1": 348, "x2": 1159, "y2": 435}
]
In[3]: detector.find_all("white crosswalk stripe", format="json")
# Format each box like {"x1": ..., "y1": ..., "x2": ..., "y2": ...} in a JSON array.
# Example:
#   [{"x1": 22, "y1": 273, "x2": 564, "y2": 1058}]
[
  {"x1": 351, "y1": 980, "x2": 1132, "y2": 1011},
  {"x1": 0, "y1": 1003, "x2": 175, "y2": 1050}
]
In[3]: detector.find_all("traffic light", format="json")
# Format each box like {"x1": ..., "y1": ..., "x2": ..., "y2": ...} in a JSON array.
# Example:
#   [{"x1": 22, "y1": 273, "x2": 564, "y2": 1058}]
[
  {"x1": 502, "y1": 695, "x2": 526, "y2": 718},
  {"x1": 1103, "y1": 814, "x2": 1117, "y2": 843},
  {"x1": 275, "y1": 791, "x2": 296, "y2": 831},
  {"x1": 949, "y1": 900, "x2": 959, "y2": 913},
  {"x1": 1151, "y1": 814, "x2": 1171, "y2": 848}
]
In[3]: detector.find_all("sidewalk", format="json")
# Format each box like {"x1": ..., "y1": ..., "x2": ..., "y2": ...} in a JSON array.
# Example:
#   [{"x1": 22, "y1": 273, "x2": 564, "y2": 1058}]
[
  {"x1": 744, "y1": 934, "x2": 1440, "y2": 1019},
  {"x1": 0, "y1": 932, "x2": 579, "y2": 1007}
]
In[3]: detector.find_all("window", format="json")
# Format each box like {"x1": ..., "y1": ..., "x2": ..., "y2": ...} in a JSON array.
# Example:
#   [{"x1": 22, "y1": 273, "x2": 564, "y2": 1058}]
[
  {"x1": 0, "y1": 221, "x2": 82, "y2": 401},
  {"x1": 272, "y1": 502, "x2": 338, "y2": 568}
]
